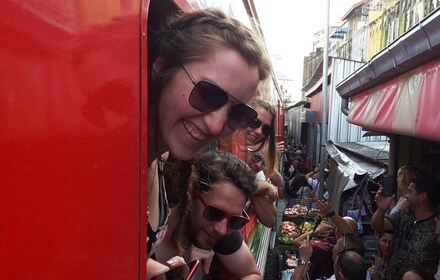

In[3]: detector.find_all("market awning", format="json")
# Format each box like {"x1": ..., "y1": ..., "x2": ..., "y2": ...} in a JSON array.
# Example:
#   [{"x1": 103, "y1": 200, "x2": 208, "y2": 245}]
[
  {"x1": 335, "y1": 8, "x2": 440, "y2": 142},
  {"x1": 347, "y1": 57, "x2": 440, "y2": 142},
  {"x1": 325, "y1": 140, "x2": 386, "y2": 211}
]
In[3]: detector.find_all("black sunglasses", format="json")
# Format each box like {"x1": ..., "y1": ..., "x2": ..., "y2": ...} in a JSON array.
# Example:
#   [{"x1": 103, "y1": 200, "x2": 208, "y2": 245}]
[
  {"x1": 195, "y1": 192, "x2": 249, "y2": 230},
  {"x1": 249, "y1": 118, "x2": 272, "y2": 137},
  {"x1": 180, "y1": 64, "x2": 258, "y2": 131}
]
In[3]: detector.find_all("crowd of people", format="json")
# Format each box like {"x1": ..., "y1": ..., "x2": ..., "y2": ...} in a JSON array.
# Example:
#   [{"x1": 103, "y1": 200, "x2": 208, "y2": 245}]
[
  {"x1": 290, "y1": 165, "x2": 440, "y2": 280},
  {"x1": 145, "y1": 7, "x2": 440, "y2": 280},
  {"x1": 280, "y1": 139, "x2": 329, "y2": 202}
]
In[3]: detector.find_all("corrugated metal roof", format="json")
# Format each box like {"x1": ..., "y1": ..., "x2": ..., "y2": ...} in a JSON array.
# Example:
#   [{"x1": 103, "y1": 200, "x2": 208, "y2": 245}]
[{"x1": 334, "y1": 141, "x2": 389, "y2": 166}]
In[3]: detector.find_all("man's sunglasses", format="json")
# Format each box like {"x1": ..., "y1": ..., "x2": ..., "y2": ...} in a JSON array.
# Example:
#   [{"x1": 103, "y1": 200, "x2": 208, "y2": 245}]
[
  {"x1": 181, "y1": 64, "x2": 259, "y2": 131},
  {"x1": 195, "y1": 192, "x2": 249, "y2": 230},
  {"x1": 250, "y1": 118, "x2": 272, "y2": 137}
]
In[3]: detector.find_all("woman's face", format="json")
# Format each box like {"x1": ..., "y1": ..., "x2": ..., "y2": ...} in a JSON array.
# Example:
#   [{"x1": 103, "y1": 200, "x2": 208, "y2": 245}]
[
  {"x1": 245, "y1": 106, "x2": 272, "y2": 146},
  {"x1": 378, "y1": 233, "x2": 393, "y2": 258},
  {"x1": 156, "y1": 46, "x2": 260, "y2": 160},
  {"x1": 247, "y1": 152, "x2": 265, "y2": 175},
  {"x1": 397, "y1": 169, "x2": 405, "y2": 192}
]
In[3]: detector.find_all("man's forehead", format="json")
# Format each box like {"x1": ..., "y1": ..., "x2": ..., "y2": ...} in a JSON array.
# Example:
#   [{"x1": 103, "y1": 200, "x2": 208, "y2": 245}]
[{"x1": 407, "y1": 183, "x2": 417, "y2": 191}]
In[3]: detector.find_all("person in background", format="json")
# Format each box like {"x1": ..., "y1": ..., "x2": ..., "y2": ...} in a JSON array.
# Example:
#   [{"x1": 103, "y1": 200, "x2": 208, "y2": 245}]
[
  {"x1": 245, "y1": 150, "x2": 277, "y2": 227},
  {"x1": 286, "y1": 164, "x2": 309, "y2": 199},
  {"x1": 247, "y1": 152, "x2": 266, "y2": 181},
  {"x1": 282, "y1": 143, "x2": 294, "y2": 176},
  {"x1": 147, "y1": 8, "x2": 270, "y2": 278},
  {"x1": 389, "y1": 165, "x2": 417, "y2": 215},
  {"x1": 290, "y1": 236, "x2": 313, "y2": 280},
  {"x1": 284, "y1": 156, "x2": 305, "y2": 189},
  {"x1": 288, "y1": 200, "x2": 359, "y2": 279},
  {"x1": 243, "y1": 99, "x2": 281, "y2": 227},
  {"x1": 368, "y1": 231, "x2": 394, "y2": 280},
  {"x1": 293, "y1": 232, "x2": 368, "y2": 280},
  {"x1": 434, "y1": 215, "x2": 440, "y2": 280},
  {"x1": 317, "y1": 199, "x2": 359, "y2": 238},
  {"x1": 333, "y1": 250, "x2": 368, "y2": 280},
  {"x1": 156, "y1": 150, "x2": 262, "y2": 279},
  {"x1": 329, "y1": 233, "x2": 368, "y2": 280},
  {"x1": 402, "y1": 267, "x2": 436, "y2": 280},
  {"x1": 245, "y1": 99, "x2": 283, "y2": 188},
  {"x1": 305, "y1": 165, "x2": 330, "y2": 201},
  {"x1": 372, "y1": 171, "x2": 440, "y2": 280}
]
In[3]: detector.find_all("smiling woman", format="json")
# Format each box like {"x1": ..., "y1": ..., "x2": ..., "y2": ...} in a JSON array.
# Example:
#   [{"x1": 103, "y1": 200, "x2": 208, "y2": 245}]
[{"x1": 146, "y1": 8, "x2": 271, "y2": 279}]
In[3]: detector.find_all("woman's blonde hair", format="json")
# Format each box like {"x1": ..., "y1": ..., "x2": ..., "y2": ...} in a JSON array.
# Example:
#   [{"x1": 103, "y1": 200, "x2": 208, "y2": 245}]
[
  {"x1": 398, "y1": 165, "x2": 417, "y2": 189},
  {"x1": 247, "y1": 99, "x2": 277, "y2": 176}
]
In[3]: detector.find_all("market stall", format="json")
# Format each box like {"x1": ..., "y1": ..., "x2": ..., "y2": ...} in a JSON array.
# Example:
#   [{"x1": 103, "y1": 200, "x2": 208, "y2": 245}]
[{"x1": 275, "y1": 200, "x2": 329, "y2": 280}]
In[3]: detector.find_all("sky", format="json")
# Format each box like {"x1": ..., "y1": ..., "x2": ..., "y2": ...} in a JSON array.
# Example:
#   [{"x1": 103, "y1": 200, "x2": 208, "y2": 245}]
[{"x1": 253, "y1": 0, "x2": 361, "y2": 101}]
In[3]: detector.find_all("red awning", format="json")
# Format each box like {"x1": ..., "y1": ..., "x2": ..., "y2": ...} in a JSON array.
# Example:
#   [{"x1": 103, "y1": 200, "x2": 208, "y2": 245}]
[{"x1": 348, "y1": 57, "x2": 440, "y2": 142}]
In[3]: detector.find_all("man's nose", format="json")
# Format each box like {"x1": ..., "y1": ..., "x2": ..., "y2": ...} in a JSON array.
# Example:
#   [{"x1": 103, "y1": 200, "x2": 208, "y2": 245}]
[{"x1": 212, "y1": 218, "x2": 228, "y2": 236}]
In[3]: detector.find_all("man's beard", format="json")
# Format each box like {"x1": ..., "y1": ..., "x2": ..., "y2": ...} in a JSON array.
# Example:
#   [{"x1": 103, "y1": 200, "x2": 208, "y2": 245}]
[{"x1": 183, "y1": 215, "x2": 215, "y2": 250}]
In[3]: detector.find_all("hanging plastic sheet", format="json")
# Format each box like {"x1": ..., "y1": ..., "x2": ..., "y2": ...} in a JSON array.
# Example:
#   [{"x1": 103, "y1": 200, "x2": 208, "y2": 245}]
[{"x1": 325, "y1": 140, "x2": 387, "y2": 212}]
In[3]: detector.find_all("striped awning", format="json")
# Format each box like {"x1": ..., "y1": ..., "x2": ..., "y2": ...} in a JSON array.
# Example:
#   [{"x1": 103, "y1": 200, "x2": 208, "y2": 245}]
[{"x1": 347, "y1": 56, "x2": 440, "y2": 142}]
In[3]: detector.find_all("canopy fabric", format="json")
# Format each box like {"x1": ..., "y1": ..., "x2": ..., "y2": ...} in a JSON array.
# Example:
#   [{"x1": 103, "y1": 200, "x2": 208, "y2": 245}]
[
  {"x1": 347, "y1": 57, "x2": 440, "y2": 142},
  {"x1": 325, "y1": 140, "x2": 387, "y2": 211}
]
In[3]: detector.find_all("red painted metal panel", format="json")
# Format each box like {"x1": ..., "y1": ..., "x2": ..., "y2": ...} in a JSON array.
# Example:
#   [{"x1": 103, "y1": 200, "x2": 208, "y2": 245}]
[
  {"x1": 171, "y1": 0, "x2": 199, "y2": 11},
  {"x1": 310, "y1": 85, "x2": 331, "y2": 124},
  {"x1": 0, "y1": 1, "x2": 144, "y2": 279},
  {"x1": 311, "y1": 92, "x2": 323, "y2": 123}
]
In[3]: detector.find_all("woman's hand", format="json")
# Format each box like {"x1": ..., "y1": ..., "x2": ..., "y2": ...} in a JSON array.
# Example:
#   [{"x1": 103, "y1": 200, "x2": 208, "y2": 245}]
[
  {"x1": 147, "y1": 256, "x2": 187, "y2": 280},
  {"x1": 165, "y1": 255, "x2": 186, "y2": 269}
]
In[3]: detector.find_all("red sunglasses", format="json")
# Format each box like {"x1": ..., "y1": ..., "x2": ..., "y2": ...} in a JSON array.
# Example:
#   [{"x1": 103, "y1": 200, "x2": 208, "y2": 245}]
[
  {"x1": 180, "y1": 64, "x2": 259, "y2": 131},
  {"x1": 194, "y1": 192, "x2": 249, "y2": 230}
]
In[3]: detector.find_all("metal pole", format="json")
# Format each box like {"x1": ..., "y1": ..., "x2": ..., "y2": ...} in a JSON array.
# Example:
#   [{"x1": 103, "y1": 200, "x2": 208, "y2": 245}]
[{"x1": 319, "y1": 0, "x2": 330, "y2": 198}]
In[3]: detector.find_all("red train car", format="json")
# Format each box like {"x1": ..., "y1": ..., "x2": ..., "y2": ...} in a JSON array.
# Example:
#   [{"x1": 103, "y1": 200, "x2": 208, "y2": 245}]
[
  {"x1": 0, "y1": 0, "x2": 283, "y2": 278},
  {"x1": 0, "y1": 0, "x2": 190, "y2": 278},
  {"x1": 0, "y1": 0, "x2": 177, "y2": 279}
]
